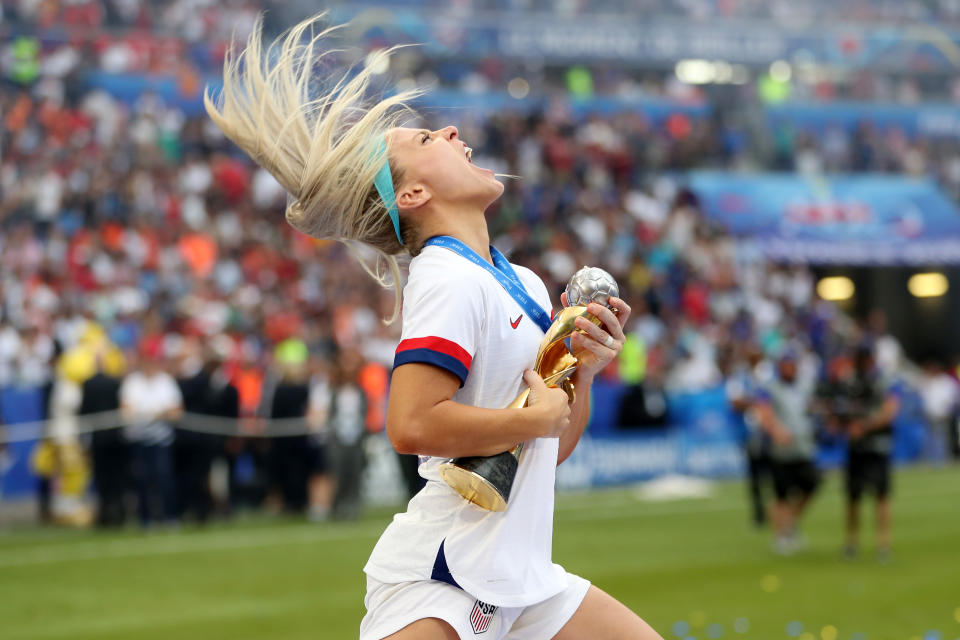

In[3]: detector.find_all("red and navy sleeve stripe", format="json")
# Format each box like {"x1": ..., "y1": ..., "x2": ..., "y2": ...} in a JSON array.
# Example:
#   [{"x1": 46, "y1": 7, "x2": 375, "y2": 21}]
[{"x1": 394, "y1": 337, "x2": 473, "y2": 387}]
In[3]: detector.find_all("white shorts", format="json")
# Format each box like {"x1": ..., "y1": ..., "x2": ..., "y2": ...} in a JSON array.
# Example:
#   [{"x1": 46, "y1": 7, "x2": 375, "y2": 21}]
[{"x1": 359, "y1": 573, "x2": 591, "y2": 640}]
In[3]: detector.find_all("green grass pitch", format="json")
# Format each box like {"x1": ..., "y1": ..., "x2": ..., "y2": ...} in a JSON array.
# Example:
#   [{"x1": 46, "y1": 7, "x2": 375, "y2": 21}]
[{"x1": 1, "y1": 466, "x2": 958, "y2": 639}]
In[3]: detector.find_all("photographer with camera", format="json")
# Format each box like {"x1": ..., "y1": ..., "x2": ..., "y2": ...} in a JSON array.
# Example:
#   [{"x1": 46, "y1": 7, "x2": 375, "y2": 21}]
[{"x1": 822, "y1": 344, "x2": 899, "y2": 561}]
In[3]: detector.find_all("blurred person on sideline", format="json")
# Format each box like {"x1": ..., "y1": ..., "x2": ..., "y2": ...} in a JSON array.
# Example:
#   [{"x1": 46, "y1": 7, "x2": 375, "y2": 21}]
[
  {"x1": 80, "y1": 351, "x2": 126, "y2": 527},
  {"x1": 725, "y1": 343, "x2": 771, "y2": 528},
  {"x1": 616, "y1": 325, "x2": 670, "y2": 431},
  {"x1": 327, "y1": 348, "x2": 369, "y2": 520},
  {"x1": 36, "y1": 327, "x2": 124, "y2": 527},
  {"x1": 193, "y1": 343, "x2": 240, "y2": 516},
  {"x1": 205, "y1": 356, "x2": 241, "y2": 514},
  {"x1": 866, "y1": 309, "x2": 902, "y2": 379},
  {"x1": 918, "y1": 359, "x2": 959, "y2": 465},
  {"x1": 226, "y1": 340, "x2": 270, "y2": 511},
  {"x1": 43, "y1": 353, "x2": 90, "y2": 526},
  {"x1": 119, "y1": 343, "x2": 183, "y2": 527},
  {"x1": 755, "y1": 350, "x2": 821, "y2": 555},
  {"x1": 394, "y1": 443, "x2": 425, "y2": 500},
  {"x1": 175, "y1": 341, "x2": 231, "y2": 524},
  {"x1": 823, "y1": 344, "x2": 899, "y2": 561},
  {"x1": 267, "y1": 338, "x2": 312, "y2": 513},
  {"x1": 28, "y1": 439, "x2": 58, "y2": 525},
  {"x1": 305, "y1": 353, "x2": 334, "y2": 521},
  {"x1": 0, "y1": 402, "x2": 8, "y2": 487},
  {"x1": 953, "y1": 357, "x2": 960, "y2": 461}
]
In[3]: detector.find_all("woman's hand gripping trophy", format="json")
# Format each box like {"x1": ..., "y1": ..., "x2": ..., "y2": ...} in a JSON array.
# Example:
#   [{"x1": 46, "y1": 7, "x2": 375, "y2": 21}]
[{"x1": 439, "y1": 266, "x2": 629, "y2": 511}]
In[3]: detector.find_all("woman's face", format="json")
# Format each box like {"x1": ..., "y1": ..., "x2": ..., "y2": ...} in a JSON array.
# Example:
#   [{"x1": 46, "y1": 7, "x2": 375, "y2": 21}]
[{"x1": 387, "y1": 125, "x2": 504, "y2": 213}]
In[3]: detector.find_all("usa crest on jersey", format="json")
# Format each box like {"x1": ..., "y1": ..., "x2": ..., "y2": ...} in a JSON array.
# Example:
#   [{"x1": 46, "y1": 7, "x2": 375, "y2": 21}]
[{"x1": 469, "y1": 599, "x2": 497, "y2": 634}]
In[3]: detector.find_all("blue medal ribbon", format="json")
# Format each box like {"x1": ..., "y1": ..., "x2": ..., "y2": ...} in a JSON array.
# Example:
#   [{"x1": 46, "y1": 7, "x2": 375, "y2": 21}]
[{"x1": 424, "y1": 235, "x2": 552, "y2": 334}]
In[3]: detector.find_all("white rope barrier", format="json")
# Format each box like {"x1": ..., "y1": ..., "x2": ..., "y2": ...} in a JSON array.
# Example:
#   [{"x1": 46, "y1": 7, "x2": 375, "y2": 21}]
[{"x1": 0, "y1": 411, "x2": 326, "y2": 445}]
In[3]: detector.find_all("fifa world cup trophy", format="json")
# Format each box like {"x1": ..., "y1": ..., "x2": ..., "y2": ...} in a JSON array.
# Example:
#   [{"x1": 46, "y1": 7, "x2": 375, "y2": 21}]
[{"x1": 439, "y1": 266, "x2": 620, "y2": 511}]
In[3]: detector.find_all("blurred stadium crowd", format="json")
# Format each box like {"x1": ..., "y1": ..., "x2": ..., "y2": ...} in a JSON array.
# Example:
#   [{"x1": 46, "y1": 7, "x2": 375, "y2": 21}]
[
  {"x1": 9, "y1": 0, "x2": 960, "y2": 28},
  {"x1": 2, "y1": 0, "x2": 960, "y2": 528}
]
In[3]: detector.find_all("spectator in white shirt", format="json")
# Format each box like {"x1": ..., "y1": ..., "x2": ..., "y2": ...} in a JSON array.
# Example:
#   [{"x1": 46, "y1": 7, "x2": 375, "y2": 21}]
[
  {"x1": 120, "y1": 344, "x2": 183, "y2": 526},
  {"x1": 918, "y1": 360, "x2": 959, "y2": 465}
]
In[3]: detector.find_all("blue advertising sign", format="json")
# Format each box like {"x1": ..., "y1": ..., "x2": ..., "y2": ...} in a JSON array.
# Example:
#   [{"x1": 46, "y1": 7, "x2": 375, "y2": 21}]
[
  {"x1": 0, "y1": 387, "x2": 44, "y2": 499},
  {"x1": 688, "y1": 172, "x2": 960, "y2": 264},
  {"x1": 768, "y1": 102, "x2": 960, "y2": 139},
  {"x1": 556, "y1": 434, "x2": 746, "y2": 490}
]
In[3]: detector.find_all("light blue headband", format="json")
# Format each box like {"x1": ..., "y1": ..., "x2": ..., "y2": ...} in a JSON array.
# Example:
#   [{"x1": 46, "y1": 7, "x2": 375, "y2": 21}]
[{"x1": 373, "y1": 136, "x2": 403, "y2": 245}]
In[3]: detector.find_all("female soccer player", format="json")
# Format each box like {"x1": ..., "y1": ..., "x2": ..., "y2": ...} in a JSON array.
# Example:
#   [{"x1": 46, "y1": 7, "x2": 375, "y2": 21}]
[{"x1": 206, "y1": 14, "x2": 661, "y2": 640}]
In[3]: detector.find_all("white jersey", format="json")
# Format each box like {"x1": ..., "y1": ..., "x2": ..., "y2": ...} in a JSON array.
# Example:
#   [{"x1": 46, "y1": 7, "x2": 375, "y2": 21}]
[{"x1": 363, "y1": 244, "x2": 568, "y2": 608}]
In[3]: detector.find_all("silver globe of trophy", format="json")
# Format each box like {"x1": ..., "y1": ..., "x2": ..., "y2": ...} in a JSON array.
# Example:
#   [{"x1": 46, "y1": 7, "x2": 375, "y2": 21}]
[{"x1": 439, "y1": 266, "x2": 620, "y2": 511}]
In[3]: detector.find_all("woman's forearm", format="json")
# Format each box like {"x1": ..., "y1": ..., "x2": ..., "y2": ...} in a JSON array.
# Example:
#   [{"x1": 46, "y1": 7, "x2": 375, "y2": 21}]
[
  {"x1": 558, "y1": 370, "x2": 594, "y2": 464},
  {"x1": 389, "y1": 400, "x2": 547, "y2": 458},
  {"x1": 388, "y1": 363, "x2": 570, "y2": 459}
]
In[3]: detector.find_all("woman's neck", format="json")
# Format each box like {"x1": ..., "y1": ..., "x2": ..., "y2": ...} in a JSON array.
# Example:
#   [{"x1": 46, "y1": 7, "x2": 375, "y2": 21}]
[{"x1": 419, "y1": 207, "x2": 492, "y2": 263}]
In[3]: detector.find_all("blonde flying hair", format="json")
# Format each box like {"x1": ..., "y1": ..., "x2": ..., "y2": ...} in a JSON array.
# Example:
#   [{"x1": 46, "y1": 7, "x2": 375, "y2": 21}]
[{"x1": 204, "y1": 13, "x2": 422, "y2": 321}]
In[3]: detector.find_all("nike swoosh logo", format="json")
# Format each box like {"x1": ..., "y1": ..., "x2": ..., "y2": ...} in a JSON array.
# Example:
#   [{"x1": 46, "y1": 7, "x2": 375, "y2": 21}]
[{"x1": 510, "y1": 314, "x2": 523, "y2": 329}]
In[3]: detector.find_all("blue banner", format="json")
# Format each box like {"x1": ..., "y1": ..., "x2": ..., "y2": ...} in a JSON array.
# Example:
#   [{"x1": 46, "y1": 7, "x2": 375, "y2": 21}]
[
  {"x1": 0, "y1": 387, "x2": 44, "y2": 499},
  {"x1": 768, "y1": 102, "x2": 960, "y2": 139},
  {"x1": 557, "y1": 434, "x2": 745, "y2": 490},
  {"x1": 688, "y1": 171, "x2": 960, "y2": 265}
]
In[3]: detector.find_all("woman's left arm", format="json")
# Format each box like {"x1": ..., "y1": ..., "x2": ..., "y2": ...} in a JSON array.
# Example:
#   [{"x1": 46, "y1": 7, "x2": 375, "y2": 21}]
[{"x1": 557, "y1": 296, "x2": 631, "y2": 464}]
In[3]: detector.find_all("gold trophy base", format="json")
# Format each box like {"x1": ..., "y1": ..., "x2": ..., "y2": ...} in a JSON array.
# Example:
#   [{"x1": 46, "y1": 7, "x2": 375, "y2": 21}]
[{"x1": 438, "y1": 445, "x2": 522, "y2": 512}]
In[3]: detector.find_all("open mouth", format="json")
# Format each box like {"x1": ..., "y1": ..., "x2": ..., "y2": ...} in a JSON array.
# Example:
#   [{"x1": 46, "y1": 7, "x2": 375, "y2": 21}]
[{"x1": 463, "y1": 145, "x2": 473, "y2": 163}]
